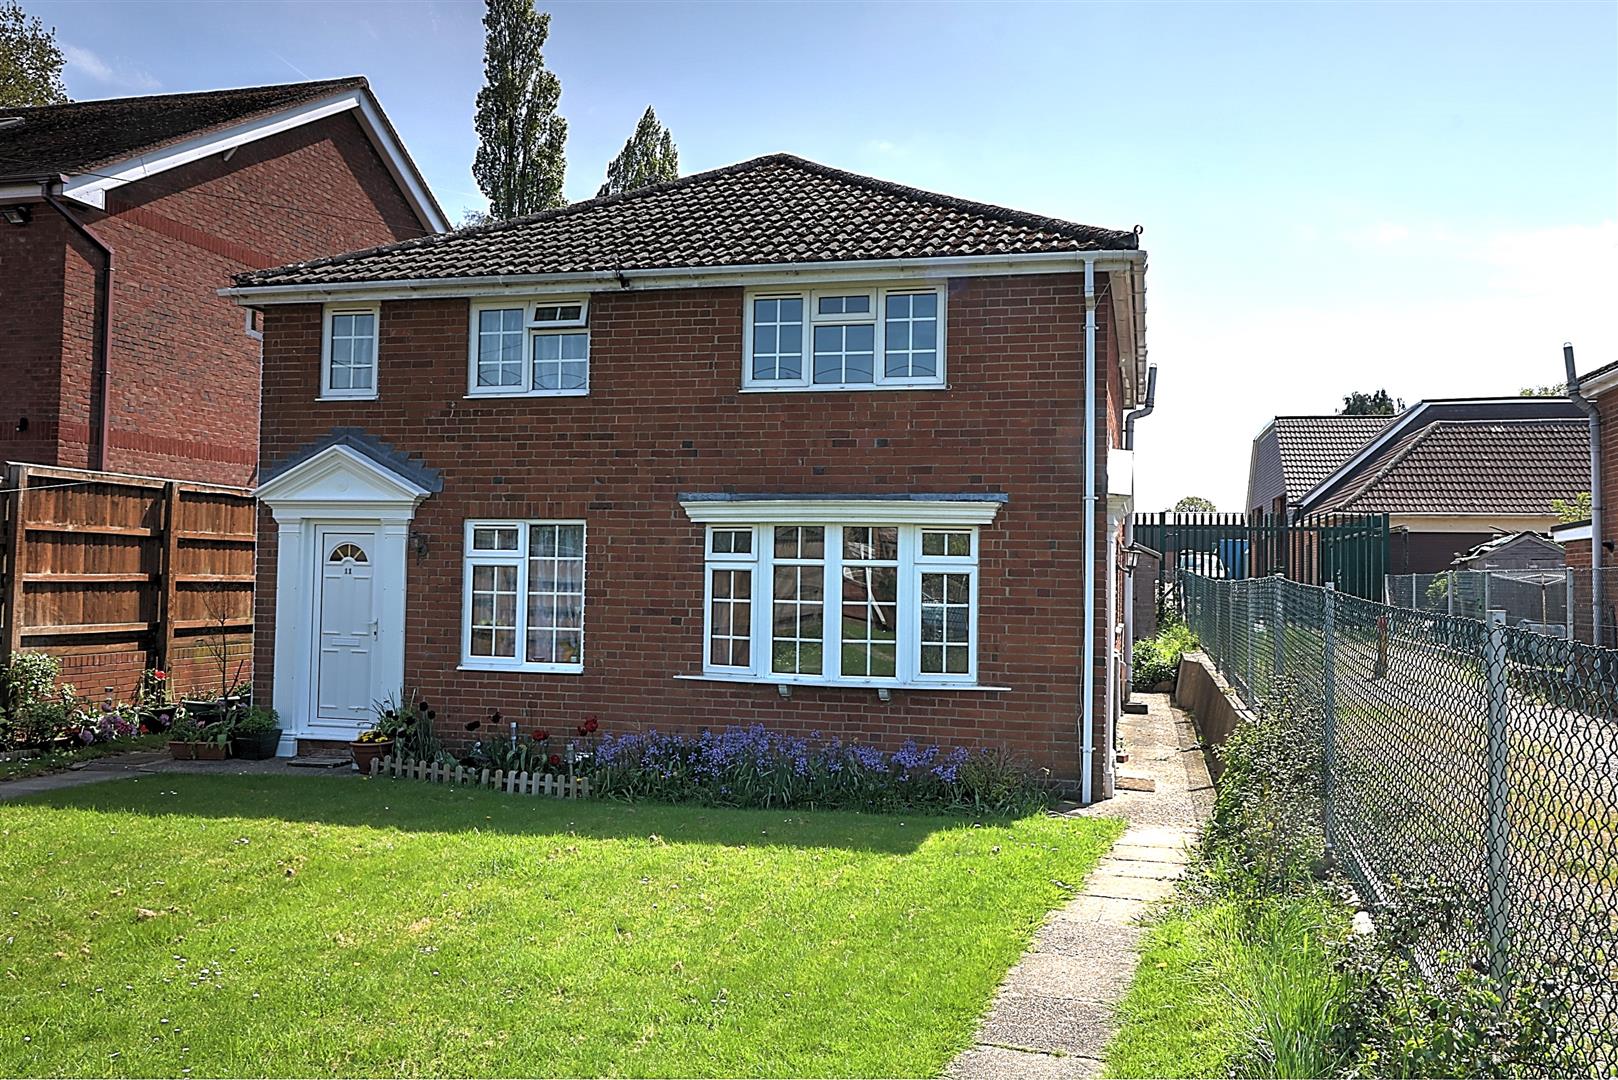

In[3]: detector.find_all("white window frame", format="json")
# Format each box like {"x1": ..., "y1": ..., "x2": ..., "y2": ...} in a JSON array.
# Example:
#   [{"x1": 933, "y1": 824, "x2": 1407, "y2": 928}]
[
  {"x1": 741, "y1": 284, "x2": 947, "y2": 392},
  {"x1": 698, "y1": 522, "x2": 978, "y2": 688},
  {"x1": 466, "y1": 297, "x2": 591, "y2": 399},
  {"x1": 460, "y1": 519, "x2": 587, "y2": 674},
  {"x1": 319, "y1": 302, "x2": 380, "y2": 401}
]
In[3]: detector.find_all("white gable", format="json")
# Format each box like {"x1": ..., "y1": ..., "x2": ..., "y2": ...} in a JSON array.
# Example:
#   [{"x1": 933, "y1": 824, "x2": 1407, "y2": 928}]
[{"x1": 256, "y1": 444, "x2": 430, "y2": 519}]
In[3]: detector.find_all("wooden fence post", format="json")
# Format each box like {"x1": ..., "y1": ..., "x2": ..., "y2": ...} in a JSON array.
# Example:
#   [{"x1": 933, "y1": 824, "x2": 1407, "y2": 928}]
[
  {"x1": 157, "y1": 481, "x2": 181, "y2": 674},
  {"x1": 2, "y1": 464, "x2": 28, "y2": 663}
]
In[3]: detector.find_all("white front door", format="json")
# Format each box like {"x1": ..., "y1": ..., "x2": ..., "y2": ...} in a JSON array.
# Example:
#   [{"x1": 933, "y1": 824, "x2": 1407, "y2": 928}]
[{"x1": 313, "y1": 529, "x2": 379, "y2": 732}]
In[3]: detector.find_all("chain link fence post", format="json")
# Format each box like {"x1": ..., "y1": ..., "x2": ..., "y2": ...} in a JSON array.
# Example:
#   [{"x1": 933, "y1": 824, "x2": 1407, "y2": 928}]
[
  {"x1": 1484, "y1": 609, "x2": 1511, "y2": 985},
  {"x1": 1272, "y1": 574, "x2": 1285, "y2": 686},
  {"x1": 1323, "y1": 581, "x2": 1337, "y2": 856},
  {"x1": 1245, "y1": 581, "x2": 1255, "y2": 704}
]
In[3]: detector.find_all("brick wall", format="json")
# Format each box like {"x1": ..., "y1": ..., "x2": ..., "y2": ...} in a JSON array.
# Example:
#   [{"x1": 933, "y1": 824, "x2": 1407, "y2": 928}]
[
  {"x1": 256, "y1": 273, "x2": 1121, "y2": 790},
  {"x1": 2, "y1": 109, "x2": 424, "y2": 486}
]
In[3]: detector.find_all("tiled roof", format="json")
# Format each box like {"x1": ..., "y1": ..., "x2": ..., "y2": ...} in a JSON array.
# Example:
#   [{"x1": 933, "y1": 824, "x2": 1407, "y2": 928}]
[
  {"x1": 259, "y1": 427, "x2": 442, "y2": 493},
  {"x1": 1272, "y1": 415, "x2": 1393, "y2": 503},
  {"x1": 1313, "y1": 419, "x2": 1586, "y2": 515},
  {"x1": 234, "y1": 153, "x2": 1140, "y2": 287},
  {"x1": 0, "y1": 77, "x2": 367, "y2": 182}
]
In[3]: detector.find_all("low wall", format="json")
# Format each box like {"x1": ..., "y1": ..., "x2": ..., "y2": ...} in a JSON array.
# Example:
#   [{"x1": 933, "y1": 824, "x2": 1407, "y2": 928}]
[{"x1": 1171, "y1": 650, "x2": 1252, "y2": 782}]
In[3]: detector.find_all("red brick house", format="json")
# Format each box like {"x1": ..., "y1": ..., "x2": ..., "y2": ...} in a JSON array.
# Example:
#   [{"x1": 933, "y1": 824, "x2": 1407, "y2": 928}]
[
  {"x1": 228, "y1": 155, "x2": 1149, "y2": 801},
  {"x1": 0, "y1": 77, "x2": 446, "y2": 485}
]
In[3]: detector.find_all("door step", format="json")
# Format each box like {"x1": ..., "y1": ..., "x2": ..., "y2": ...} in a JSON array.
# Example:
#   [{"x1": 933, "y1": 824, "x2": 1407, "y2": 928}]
[{"x1": 286, "y1": 755, "x2": 352, "y2": 769}]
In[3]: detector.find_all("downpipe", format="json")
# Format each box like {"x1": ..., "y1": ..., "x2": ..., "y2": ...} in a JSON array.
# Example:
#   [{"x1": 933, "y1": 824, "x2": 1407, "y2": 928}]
[
  {"x1": 1565, "y1": 343, "x2": 1603, "y2": 645},
  {"x1": 1122, "y1": 366, "x2": 1159, "y2": 698},
  {"x1": 1082, "y1": 258, "x2": 1098, "y2": 804}
]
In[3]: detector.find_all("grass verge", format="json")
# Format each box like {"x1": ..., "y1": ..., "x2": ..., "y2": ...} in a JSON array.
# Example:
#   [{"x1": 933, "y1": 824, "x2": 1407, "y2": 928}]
[
  {"x1": 1105, "y1": 896, "x2": 1346, "y2": 1079},
  {"x1": 0, "y1": 773, "x2": 1122, "y2": 1078}
]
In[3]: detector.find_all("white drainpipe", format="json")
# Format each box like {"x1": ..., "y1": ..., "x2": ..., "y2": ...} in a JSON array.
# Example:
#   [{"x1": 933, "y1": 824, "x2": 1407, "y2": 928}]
[{"x1": 1082, "y1": 257, "x2": 1098, "y2": 804}]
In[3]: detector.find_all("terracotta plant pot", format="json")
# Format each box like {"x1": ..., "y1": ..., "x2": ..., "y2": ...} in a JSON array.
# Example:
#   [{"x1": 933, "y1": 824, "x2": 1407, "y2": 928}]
[
  {"x1": 167, "y1": 740, "x2": 197, "y2": 761},
  {"x1": 349, "y1": 739, "x2": 394, "y2": 774}
]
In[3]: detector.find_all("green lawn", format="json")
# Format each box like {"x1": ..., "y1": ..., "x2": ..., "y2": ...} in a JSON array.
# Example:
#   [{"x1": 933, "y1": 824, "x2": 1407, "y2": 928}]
[{"x1": 0, "y1": 774, "x2": 1121, "y2": 1078}]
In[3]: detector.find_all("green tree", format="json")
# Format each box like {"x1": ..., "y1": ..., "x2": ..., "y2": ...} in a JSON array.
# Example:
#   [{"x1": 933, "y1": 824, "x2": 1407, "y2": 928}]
[
  {"x1": 1173, "y1": 495, "x2": 1217, "y2": 514},
  {"x1": 596, "y1": 105, "x2": 679, "y2": 198},
  {"x1": 1339, "y1": 389, "x2": 1403, "y2": 416},
  {"x1": 1520, "y1": 383, "x2": 1566, "y2": 396},
  {"x1": 1552, "y1": 492, "x2": 1591, "y2": 523},
  {"x1": 0, "y1": 1, "x2": 66, "y2": 108},
  {"x1": 472, "y1": 0, "x2": 567, "y2": 220}
]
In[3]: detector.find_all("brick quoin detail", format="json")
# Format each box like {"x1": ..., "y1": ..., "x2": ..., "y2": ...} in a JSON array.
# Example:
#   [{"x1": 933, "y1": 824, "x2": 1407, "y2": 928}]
[{"x1": 256, "y1": 272, "x2": 1124, "y2": 789}]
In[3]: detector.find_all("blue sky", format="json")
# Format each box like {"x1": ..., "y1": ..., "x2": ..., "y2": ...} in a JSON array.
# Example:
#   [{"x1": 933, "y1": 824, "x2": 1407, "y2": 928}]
[{"x1": 36, "y1": 0, "x2": 1617, "y2": 510}]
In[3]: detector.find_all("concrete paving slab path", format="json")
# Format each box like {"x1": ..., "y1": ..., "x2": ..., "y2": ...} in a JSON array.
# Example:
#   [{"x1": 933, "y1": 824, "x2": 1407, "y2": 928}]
[
  {"x1": 945, "y1": 693, "x2": 1213, "y2": 1079},
  {"x1": 0, "y1": 749, "x2": 359, "y2": 801}
]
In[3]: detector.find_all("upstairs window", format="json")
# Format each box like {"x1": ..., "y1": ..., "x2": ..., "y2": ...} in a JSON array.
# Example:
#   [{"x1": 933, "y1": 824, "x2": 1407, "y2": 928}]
[
  {"x1": 743, "y1": 286, "x2": 945, "y2": 391},
  {"x1": 321, "y1": 304, "x2": 379, "y2": 400},
  {"x1": 469, "y1": 298, "x2": 590, "y2": 397}
]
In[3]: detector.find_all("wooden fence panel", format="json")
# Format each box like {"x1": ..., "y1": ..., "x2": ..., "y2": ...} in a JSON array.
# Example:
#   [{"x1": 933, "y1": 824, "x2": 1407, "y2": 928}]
[{"x1": 0, "y1": 462, "x2": 255, "y2": 700}]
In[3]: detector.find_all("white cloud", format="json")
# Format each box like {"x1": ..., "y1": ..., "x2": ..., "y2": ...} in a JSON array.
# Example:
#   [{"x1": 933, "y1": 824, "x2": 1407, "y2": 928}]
[{"x1": 62, "y1": 44, "x2": 161, "y2": 93}]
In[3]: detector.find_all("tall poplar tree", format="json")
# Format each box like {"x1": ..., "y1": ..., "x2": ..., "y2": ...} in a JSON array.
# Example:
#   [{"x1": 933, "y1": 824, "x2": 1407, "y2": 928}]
[
  {"x1": 596, "y1": 106, "x2": 679, "y2": 197},
  {"x1": 0, "y1": 1, "x2": 66, "y2": 108},
  {"x1": 471, "y1": 0, "x2": 566, "y2": 220}
]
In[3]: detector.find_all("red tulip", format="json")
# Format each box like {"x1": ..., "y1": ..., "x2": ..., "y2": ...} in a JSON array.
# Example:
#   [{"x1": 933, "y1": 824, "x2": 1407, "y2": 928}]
[
  {"x1": 533, "y1": 729, "x2": 549, "y2": 741},
  {"x1": 548, "y1": 754, "x2": 562, "y2": 768}
]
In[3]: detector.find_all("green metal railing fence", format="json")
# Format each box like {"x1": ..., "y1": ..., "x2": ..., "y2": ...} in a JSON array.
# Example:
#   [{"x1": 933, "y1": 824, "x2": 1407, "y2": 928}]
[
  {"x1": 1185, "y1": 571, "x2": 1617, "y2": 1072},
  {"x1": 1134, "y1": 511, "x2": 1389, "y2": 610}
]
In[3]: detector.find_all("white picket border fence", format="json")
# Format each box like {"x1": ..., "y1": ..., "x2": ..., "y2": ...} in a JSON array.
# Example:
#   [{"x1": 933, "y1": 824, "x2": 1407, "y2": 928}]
[{"x1": 370, "y1": 754, "x2": 592, "y2": 799}]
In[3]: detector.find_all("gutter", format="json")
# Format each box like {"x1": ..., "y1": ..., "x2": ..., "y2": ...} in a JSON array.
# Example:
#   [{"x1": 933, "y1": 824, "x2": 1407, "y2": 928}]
[
  {"x1": 1081, "y1": 258, "x2": 1098, "y2": 804},
  {"x1": 1565, "y1": 343, "x2": 1603, "y2": 645},
  {"x1": 41, "y1": 181, "x2": 115, "y2": 472},
  {"x1": 1121, "y1": 365, "x2": 1158, "y2": 700},
  {"x1": 219, "y1": 249, "x2": 1150, "y2": 305}
]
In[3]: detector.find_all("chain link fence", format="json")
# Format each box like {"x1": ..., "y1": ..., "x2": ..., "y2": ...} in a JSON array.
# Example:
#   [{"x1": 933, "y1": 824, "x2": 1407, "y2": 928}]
[
  {"x1": 1386, "y1": 568, "x2": 1581, "y2": 638},
  {"x1": 1183, "y1": 572, "x2": 1617, "y2": 1071}
]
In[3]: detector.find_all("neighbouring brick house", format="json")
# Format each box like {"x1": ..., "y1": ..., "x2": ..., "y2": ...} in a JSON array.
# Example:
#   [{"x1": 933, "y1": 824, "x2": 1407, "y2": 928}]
[
  {"x1": 229, "y1": 155, "x2": 1150, "y2": 801},
  {"x1": 1555, "y1": 355, "x2": 1618, "y2": 646},
  {"x1": 0, "y1": 77, "x2": 445, "y2": 485},
  {"x1": 0, "y1": 77, "x2": 444, "y2": 699},
  {"x1": 1247, "y1": 397, "x2": 1585, "y2": 573}
]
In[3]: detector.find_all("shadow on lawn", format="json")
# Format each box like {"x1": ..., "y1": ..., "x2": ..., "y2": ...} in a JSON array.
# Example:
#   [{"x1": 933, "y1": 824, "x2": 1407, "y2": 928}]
[{"x1": 16, "y1": 773, "x2": 980, "y2": 854}]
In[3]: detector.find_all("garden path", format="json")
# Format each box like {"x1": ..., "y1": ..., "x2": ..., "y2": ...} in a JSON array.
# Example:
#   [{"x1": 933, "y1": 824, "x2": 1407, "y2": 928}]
[
  {"x1": 0, "y1": 751, "x2": 356, "y2": 801},
  {"x1": 946, "y1": 693, "x2": 1213, "y2": 1079}
]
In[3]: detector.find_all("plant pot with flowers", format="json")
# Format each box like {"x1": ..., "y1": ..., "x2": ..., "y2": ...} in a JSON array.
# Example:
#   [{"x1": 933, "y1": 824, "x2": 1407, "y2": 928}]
[
  {"x1": 168, "y1": 717, "x2": 231, "y2": 761},
  {"x1": 349, "y1": 728, "x2": 395, "y2": 774}
]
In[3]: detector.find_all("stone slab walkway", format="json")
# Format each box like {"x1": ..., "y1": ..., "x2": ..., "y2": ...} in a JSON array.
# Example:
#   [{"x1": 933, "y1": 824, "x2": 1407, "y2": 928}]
[
  {"x1": 0, "y1": 750, "x2": 357, "y2": 801},
  {"x1": 947, "y1": 693, "x2": 1213, "y2": 1079}
]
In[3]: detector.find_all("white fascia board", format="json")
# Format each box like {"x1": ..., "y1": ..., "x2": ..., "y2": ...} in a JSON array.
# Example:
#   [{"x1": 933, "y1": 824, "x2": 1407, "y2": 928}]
[
  {"x1": 56, "y1": 89, "x2": 446, "y2": 234},
  {"x1": 1389, "y1": 513, "x2": 1560, "y2": 533},
  {"x1": 219, "y1": 249, "x2": 1148, "y2": 306},
  {"x1": 1551, "y1": 521, "x2": 1592, "y2": 543},
  {"x1": 61, "y1": 92, "x2": 366, "y2": 210},
  {"x1": 678, "y1": 496, "x2": 1006, "y2": 527},
  {"x1": 1580, "y1": 367, "x2": 1618, "y2": 399}
]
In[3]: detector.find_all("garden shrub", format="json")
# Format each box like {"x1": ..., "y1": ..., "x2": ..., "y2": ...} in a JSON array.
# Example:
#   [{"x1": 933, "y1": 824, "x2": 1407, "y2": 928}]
[
  {"x1": 591, "y1": 725, "x2": 1051, "y2": 816},
  {"x1": 1132, "y1": 620, "x2": 1197, "y2": 689}
]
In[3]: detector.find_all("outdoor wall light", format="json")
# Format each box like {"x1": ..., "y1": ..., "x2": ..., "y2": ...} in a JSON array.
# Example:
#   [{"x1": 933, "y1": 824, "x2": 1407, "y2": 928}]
[{"x1": 1, "y1": 204, "x2": 30, "y2": 225}]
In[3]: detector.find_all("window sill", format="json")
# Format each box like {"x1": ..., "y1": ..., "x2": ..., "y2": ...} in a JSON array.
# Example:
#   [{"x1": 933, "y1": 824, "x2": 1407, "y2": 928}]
[
  {"x1": 458, "y1": 662, "x2": 584, "y2": 675},
  {"x1": 464, "y1": 389, "x2": 589, "y2": 400},
  {"x1": 738, "y1": 383, "x2": 948, "y2": 394},
  {"x1": 318, "y1": 393, "x2": 378, "y2": 402},
  {"x1": 674, "y1": 673, "x2": 1007, "y2": 692}
]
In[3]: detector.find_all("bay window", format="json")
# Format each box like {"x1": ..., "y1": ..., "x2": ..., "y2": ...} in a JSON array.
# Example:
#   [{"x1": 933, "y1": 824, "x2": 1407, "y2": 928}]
[
  {"x1": 699, "y1": 522, "x2": 978, "y2": 686},
  {"x1": 468, "y1": 298, "x2": 589, "y2": 397},
  {"x1": 743, "y1": 285, "x2": 946, "y2": 391},
  {"x1": 463, "y1": 520, "x2": 585, "y2": 672}
]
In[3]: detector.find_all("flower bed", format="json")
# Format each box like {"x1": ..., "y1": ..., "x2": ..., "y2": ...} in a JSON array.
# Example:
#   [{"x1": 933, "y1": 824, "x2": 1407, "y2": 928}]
[{"x1": 592, "y1": 726, "x2": 1051, "y2": 816}]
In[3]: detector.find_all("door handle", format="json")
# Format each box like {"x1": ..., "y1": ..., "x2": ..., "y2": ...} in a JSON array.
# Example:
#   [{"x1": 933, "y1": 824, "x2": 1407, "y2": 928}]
[{"x1": 369, "y1": 620, "x2": 379, "y2": 640}]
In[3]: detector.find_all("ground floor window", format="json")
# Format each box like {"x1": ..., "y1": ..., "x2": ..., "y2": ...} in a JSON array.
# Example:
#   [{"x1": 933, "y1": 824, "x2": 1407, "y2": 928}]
[
  {"x1": 462, "y1": 520, "x2": 585, "y2": 672},
  {"x1": 702, "y1": 523, "x2": 978, "y2": 686}
]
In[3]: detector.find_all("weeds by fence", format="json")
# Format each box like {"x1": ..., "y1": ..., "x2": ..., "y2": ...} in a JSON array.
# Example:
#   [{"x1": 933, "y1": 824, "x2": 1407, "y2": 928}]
[{"x1": 1183, "y1": 572, "x2": 1617, "y2": 1073}]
